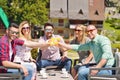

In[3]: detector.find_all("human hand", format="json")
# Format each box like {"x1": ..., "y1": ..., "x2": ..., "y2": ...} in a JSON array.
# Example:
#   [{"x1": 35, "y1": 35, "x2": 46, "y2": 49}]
[
  {"x1": 57, "y1": 42, "x2": 64, "y2": 48},
  {"x1": 30, "y1": 58, "x2": 36, "y2": 63},
  {"x1": 21, "y1": 66, "x2": 28, "y2": 76},
  {"x1": 90, "y1": 67, "x2": 98, "y2": 75},
  {"x1": 61, "y1": 56, "x2": 67, "y2": 61}
]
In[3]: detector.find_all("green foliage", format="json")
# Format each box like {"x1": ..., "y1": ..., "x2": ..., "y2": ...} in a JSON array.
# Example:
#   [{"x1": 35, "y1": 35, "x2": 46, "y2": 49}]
[
  {"x1": 0, "y1": 0, "x2": 9, "y2": 14},
  {"x1": 104, "y1": 21, "x2": 120, "y2": 50},
  {"x1": 112, "y1": 43, "x2": 120, "y2": 51},
  {"x1": 104, "y1": 18, "x2": 120, "y2": 44},
  {"x1": 105, "y1": 18, "x2": 120, "y2": 29},
  {"x1": 116, "y1": 34, "x2": 120, "y2": 41},
  {"x1": 31, "y1": 48, "x2": 38, "y2": 59},
  {"x1": 0, "y1": 0, "x2": 49, "y2": 26}
]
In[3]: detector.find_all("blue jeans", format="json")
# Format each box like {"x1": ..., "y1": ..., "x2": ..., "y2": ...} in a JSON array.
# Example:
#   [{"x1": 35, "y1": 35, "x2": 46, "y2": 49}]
[
  {"x1": 78, "y1": 64, "x2": 112, "y2": 80},
  {"x1": 37, "y1": 58, "x2": 72, "y2": 72},
  {"x1": 7, "y1": 63, "x2": 34, "y2": 80}
]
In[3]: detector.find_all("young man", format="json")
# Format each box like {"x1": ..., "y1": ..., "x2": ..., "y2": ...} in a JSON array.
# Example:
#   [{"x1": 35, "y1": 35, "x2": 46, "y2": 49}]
[
  {"x1": 37, "y1": 23, "x2": 72, "y2": 72},
  {"x1": 0, "y1": 23, "x2": 49, "y2": 80},
  {"x1": 58, "y1": 25, "x2": 114, "y2": 80}
]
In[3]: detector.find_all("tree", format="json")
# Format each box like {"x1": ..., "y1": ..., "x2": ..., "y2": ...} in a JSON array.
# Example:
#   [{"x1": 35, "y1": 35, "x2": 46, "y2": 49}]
[{"x1": 0, "y1": 0, "x2": 49, "y2": 26}]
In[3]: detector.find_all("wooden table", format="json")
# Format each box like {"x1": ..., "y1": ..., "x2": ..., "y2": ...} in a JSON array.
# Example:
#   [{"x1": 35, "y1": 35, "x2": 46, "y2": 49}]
[{"x1": 36, "y1": 69, "x2": 74, "y2": 80}]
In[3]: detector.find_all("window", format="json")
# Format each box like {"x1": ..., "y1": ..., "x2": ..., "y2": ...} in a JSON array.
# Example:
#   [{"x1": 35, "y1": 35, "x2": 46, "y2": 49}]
[
  {"x1": 58, "y1": 19, "x2": 64, "y2": 26},
  {"x1": 78, "y1": 9, "x2": 83, "y2": 15},
  {"x1": 95, "y1": 10, "x2": 99, "y2": 15}
]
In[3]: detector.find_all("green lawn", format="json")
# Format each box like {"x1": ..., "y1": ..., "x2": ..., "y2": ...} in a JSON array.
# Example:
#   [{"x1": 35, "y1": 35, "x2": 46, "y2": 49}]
[{"x1": 67, "y1": 50, "x2": 78, "y2": 59}]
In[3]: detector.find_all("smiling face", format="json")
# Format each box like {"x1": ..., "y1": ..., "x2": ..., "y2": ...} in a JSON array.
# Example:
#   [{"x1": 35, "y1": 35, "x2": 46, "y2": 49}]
[
  {"x1": 44, "y1": 26, "x2": 54, "y2": 39},
  {"x1": 74, "y1": 26, "x2": 83, "y2": 38},
  {"x1": 86, "y1": 25, "x2": 97, "y2": 39},
  {"x1": 8, "y1": 27, "x2": 19, "y2": 41},
  {"x1": 74, "y1": 25, "x2": 86, "y2": 43},
  {"x1": 19, "y1": 21, "x2": 31, "y2": 40},
  {"x1": 21, "y1": 23, "x2": 30, "y2": 36}
]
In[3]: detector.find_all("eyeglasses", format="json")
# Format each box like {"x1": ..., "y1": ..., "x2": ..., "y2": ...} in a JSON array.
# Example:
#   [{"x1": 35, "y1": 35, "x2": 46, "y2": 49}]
[
  {"x1": 9, "y1": 30, "x2": 19, "y2": 35},
  {"x1": 74, "y1": 29, "x2": 82, "y2": 32},
  {"x1": 86, "y1": 29, "x2": 96, "y2": 33},
  {"x1": 22, "y1": 27, "x2": 30, "y2": 30},
  {"x1": 45, "y1": 29, "x2": 53, "y2": 32}
]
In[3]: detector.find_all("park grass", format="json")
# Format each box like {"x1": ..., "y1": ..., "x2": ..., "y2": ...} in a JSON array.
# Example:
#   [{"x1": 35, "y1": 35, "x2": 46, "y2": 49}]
[{"x1": 67, "y1": 50, "x2": 78, "y2": 59}]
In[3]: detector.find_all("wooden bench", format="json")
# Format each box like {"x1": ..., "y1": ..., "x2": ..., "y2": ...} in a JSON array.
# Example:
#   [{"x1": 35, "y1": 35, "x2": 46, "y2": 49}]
[
  {"x1": 88, "y1": 49, "x2": 120, "y2": 80},
  {"x1": 0, "y1": 66, "x2": 23, "y2": 80}
]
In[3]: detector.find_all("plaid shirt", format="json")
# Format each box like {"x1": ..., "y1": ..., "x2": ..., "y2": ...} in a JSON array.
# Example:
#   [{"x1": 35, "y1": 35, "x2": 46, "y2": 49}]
[{"x1": 0, "y1": 35, "x2": 24, "y2": 73}]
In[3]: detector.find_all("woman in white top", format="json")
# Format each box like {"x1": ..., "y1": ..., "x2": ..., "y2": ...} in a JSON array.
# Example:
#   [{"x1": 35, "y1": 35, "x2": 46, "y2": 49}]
[{"x1": 14, "y1": 21, "x2": 37, "y2": 80}]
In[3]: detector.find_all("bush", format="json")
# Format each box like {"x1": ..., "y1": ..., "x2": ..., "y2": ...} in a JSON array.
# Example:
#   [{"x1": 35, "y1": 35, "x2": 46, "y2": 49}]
[
  {"x1": 105, "y1": 18, "x2": 120, "y2": 29},
  {"x1": 116, "y1": 35, "x2": 120, "y2": 41},
  {"x1": 112, "y1": 43, "x2": 120, "y2": 51},
  {"x1": 31, "y1": 48, "x2": 38, "y2": 59},
  {"x1": 105, "y1": 18, "x2": 112, "y2": 23}
]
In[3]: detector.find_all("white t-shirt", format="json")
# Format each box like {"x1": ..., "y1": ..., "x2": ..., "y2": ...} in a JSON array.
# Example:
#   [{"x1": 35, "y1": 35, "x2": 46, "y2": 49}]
[{"x1": 9, "y1": 42, "x2": 13, "y2": 61}]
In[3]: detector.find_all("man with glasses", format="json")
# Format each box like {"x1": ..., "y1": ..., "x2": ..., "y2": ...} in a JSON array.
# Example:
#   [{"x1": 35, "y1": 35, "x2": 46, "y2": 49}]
[
  {"x1": 0, "y1": 23, "x2": 50, "y2": 80},
  {"x1": 37, "y1": 23, "x2": 72, "y2": 72},
  {"x1": 58, "y1": 25, "x2": 114, "y2": 80}
]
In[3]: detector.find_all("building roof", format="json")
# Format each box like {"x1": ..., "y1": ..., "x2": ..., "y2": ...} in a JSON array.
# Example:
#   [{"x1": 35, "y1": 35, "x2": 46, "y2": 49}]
[
  {"x1": 68, "y1": 0, "x2": 89, "y2": 19},
  {"x1": 89, "y1": 0, "x2": 105, "y2": 20},
  {"x1": 111, "y1": 13, "x2": 120, "y2": 19},
  {"x1": 50, "y1": 0, "x2": 105, "y2": 20},
  {"x1": 50, "y1": 0, "x2": 67, "y2": 18},
  {"x1": 50, "y1": 10, "x2": 67, "y2": 18}
]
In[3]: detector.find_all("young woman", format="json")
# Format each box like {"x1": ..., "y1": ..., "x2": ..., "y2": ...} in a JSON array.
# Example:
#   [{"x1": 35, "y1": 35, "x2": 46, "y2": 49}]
[
  {"x1": 14, "y1": 21, "x2": 37, "y2": 80},
  {"x1": 70, "y1": 24, "x2": 95, "y2": 80}
]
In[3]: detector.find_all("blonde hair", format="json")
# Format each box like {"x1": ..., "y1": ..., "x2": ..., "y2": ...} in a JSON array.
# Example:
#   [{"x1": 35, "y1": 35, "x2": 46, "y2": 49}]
[
  {"x1": 75, "y1": 24, "x2": 87, "y2": 44},
  {"x1": 19, "y1": 21, "x2": 31, "y2": 40}
]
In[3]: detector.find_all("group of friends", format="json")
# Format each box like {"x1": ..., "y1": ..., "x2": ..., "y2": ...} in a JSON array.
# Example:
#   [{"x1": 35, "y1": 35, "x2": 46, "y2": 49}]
[{"x1": 0, "y1": 21, "x2": 114, "y2": 80}]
